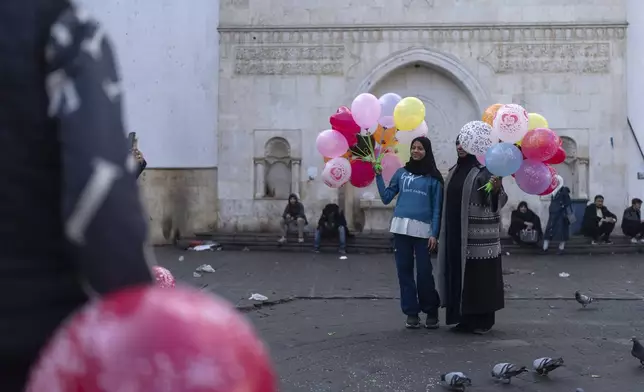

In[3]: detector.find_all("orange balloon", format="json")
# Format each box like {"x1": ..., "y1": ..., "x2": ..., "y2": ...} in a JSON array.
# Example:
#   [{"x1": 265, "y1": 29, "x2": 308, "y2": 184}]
[
  {"x1": 372, "y1": 124, "x2": 398, "y2": 148},
  {"x1": 482, "y1": 104, "x2": 503, "y2": 126},
  {"x1": 323, "y1": 151, "x2": 350, "y2": 163}
]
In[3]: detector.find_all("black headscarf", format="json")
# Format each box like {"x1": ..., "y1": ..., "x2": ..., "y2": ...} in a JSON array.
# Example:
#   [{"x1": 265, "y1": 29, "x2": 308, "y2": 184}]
[
  {"x1": 455, "y1": 135, "x2": 479, "y2": 168},
  {"x1": 514, "y1": 201, "x2": 535, "y2": 221},
  {"x1": 286, "y1": 193, "x2": 302, "y2": 215},
  {"x1": 404, "y1": 136, "x2": 444, "y2": 184}
]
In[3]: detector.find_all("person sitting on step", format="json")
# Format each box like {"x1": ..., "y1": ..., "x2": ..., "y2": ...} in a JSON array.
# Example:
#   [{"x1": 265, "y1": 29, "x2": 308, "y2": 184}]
[
  {"x1": 313, "y1": 203, "x2": 347, "y2": 254},
  {"x1": 581, "y1": 195, "x2": 617, "y2": 245},
  {"x1": 622, "y1": 198, "x2": 644, "y2": 243},
  {"x1": 508, "y1": 201, "x2": 543, "y2": 246},
  {"x1": 278, "y1": 193, "x2": 307, "y2": 244}
]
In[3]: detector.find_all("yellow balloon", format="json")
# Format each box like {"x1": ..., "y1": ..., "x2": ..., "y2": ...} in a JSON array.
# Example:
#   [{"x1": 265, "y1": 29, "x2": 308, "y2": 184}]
[
  {"x1": 528, "y1": 113, "x2": 548, "y2": 130},
  {"x1": 394, "y1": 143, "x2": 411, "y2": 163},
  {"x1": 393, "y1": 97, "x2": 426, "y2": 131}
]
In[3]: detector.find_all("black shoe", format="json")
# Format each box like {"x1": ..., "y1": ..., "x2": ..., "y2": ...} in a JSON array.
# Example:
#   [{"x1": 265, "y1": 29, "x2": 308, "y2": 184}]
[
  {"x1": 449, "y1": 323, "x2": 472, "y2": 333},
  {"x1": 472, "y1": 328, "x2": 492, "y2": 335},
  {"x1": 312, "y1": 248, "x2": 320, "y2": 254},
  {"x1": 405, "y1": 315, "x2": 421, "y2": 329},
  {"x1": 424, "y1": 315, "x2": 439, "y2": 329}
]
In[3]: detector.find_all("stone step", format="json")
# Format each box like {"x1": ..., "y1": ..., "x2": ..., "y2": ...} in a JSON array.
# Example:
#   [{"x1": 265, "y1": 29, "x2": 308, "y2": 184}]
[{"x1": 188, "y1": 232, "x2": 643, "y2": 256}]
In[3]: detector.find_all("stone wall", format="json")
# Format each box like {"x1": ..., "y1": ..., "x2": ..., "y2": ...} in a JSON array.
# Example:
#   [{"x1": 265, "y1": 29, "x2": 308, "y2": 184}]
[
  {"x1": 217, "y1": 0, "x2": 631, "y2": 233},
  {"x1": 139, "y1": 169, "x2": 218, "y2": 243}
]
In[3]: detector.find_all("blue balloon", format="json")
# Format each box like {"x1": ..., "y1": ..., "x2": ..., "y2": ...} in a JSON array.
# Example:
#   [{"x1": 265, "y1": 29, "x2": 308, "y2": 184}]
[{"x1": 485, "y1": 143, "x2": 523, "y2": 177}]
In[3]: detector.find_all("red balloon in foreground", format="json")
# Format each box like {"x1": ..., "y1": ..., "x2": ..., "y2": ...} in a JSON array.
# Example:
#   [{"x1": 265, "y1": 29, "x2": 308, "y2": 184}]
[
  {"x1": 26, "y1": 286, "x2": 276, "y2": 392},
  {"x1": 152, "y1": 265, "x2": 176, "y2": 288},
  {"x1": 349, "y1": 159, "x2": 376, "y2": 188},
  {"x1": 539, "y1": 165, "x2": 559, "y2": 196},
  {"x1": 330, "y1": 107, "x2": 360, "y2": 147},
  {"x1": 544, "y1": 147, "x2": 566, "y2": 165}
]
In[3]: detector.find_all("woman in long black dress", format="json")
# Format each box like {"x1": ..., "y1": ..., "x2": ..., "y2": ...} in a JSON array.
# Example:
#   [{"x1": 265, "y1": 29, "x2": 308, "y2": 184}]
[{"x1": 436, "y1": 138, "x2": 508, "y2": 334}]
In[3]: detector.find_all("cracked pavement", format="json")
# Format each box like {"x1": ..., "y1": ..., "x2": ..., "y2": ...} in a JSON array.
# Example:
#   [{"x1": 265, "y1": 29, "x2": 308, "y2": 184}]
[{"x1": 155, "y1": 248, "x2": 644, "y2": 391}]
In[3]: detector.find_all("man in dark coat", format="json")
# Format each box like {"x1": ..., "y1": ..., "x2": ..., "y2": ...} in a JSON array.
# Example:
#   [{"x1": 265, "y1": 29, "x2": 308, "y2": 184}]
[
  {"x1": 622, "y1": 198, "x2": 644, "y2": 243},
  {"x1": 0, "y1": 1, "x2": 153, "y2": 389},
  {"x1": 581, "y1": 195, "x2": 617, "y2": 244},
  {"x1": 313, "y1": 203, "x2": 348, "y2": 254}
]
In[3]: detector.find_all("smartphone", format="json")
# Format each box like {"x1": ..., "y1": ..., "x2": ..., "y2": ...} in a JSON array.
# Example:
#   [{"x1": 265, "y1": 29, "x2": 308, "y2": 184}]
[{"x1": 127, "y1": 132, "x2": 136, "y2": 149}]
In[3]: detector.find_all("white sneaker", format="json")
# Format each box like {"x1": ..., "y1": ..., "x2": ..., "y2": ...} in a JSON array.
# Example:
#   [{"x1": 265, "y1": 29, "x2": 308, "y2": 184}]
[
  {"x1": 278, "y1": 237, "x2": 287, "y2": 244},
  {"x1": 298, "y1": 237, "x2": 304, "y2": 243},
  {"x1": 631, "y1": 238, "x2": 639, "y2": 244},
  {"x1": 591, "y1": 241, "x2": 598, "y2": 245},
  {"x1": 639, "y1": 238, "x2": 644, "y2": 244}
]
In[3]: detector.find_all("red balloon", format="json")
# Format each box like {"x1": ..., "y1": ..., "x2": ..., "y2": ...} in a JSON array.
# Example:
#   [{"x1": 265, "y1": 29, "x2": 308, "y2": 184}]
[
  {"x1": 544, "y1": 147, "x2": 566, "y2": 164},
  {"x1": 539, "y1": 165, "x2": 559, "y2": 196},
  {"x1": 152, "y1": 265, "x2": 176, "y2": 288},
  {"x1": 521, "y1": 128, "x2": 559, "y2": 161},
  {"x1": 350, "y1": 159, "x2": 375, "y2": 188},
  {"x1": 27, "y1": 286, "x2": 276, "y2": 392},
  {"x1": 330, "y1": 107, "x2": 360, "y2": 147}
]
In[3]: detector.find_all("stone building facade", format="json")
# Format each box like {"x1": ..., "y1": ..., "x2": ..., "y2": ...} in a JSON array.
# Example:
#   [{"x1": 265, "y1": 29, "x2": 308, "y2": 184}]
[{"x1": 216, "y1": 0, "x2": 635, "y2": 234}]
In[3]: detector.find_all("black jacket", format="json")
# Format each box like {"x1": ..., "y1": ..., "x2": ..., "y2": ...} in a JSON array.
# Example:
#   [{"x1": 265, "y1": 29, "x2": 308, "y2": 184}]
[
  {"x1": 317, "y1": 204, "x2": 348, "y2": 236},
  {"x1": 0, "y1": 0, "x2": 152, "y2": 374},
  {"x1": 581, "y1": 204, "x2": 617, "y2": 235}
]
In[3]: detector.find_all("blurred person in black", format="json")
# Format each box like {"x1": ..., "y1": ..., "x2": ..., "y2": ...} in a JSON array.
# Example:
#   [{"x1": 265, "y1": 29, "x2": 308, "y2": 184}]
[{"x1": 0, "y1": 1, "x2": 153, "y2": 389}]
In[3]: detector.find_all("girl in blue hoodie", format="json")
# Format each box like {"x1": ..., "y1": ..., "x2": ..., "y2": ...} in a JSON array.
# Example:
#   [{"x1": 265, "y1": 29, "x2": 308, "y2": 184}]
[{"x1": 376, "y1": 136, "x2": 443, "y2": 329}]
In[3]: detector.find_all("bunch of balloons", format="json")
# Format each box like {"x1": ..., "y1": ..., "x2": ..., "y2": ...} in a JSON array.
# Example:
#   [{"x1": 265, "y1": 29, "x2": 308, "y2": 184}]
[
  {"x1": 316, "y1": 92, "x2": 428, "y2": 188},
  {"x1": 26, "y1": 286, "x2": 276, "y2": 392},
  {"x1": 458, "y1": 103, "x2": 567, "y2": 196}
]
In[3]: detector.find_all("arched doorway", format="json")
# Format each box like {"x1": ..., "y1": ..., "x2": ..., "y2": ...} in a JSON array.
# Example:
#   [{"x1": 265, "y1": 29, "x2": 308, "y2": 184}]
[{"x1": 343, "y1": 48, "x2": 490, "y2": 232}]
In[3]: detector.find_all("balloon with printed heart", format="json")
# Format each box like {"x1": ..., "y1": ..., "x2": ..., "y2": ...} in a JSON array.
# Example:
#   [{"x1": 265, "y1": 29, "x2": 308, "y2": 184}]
[
  {"x1": 538, "y1": 165, "x2": 559, "y2": 196},
  {"x1": 493, "y1": 104, "x2": 529, "y2": 144},
  {"x1": 321, "y1": 157, "x2": 352, "y2": 188},
  {"x1": 350, "y1": 159, "x2": 376, "y2": 188},
  {"x1": 26, "y1": 286, "x2": 276, "y2": 392}
]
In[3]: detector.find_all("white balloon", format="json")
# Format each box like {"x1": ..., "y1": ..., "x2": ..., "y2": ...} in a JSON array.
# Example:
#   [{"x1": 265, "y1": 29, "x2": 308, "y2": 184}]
[
  {"x1": 321, "y1": 157, "x2": 352, "y2": 188},
  {"x1": 458, "y1": 121, "x2": 497, "y2": 156},
  {"x1": 378, "y1": 93, "x2": 402, "y2": 117}
]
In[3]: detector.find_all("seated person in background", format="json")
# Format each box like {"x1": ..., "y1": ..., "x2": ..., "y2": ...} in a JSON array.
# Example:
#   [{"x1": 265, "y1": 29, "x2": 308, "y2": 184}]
[
  {"x1": 622, "y1": 198, "x2": 644, "y2": 243},
  {"x1": 313, "y1": 203, "x2": 347, "y2": 254},
  {"x1": 581, "y1": 195, "x2": 617, "y2": 245},
  {"x1": 278, "y1": 194, "x2": 307, "y2": 244},
  {"x1": 508, "y1": 201, "x2": 543, "y2": 246}
]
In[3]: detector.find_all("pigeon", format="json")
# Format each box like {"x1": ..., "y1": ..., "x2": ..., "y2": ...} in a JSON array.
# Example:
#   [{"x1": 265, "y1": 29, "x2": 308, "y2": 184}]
[
  {"x1": 631, "y1": 337, "x2": 644, "y2": 367},
  {"x1": 575, "y1": 291, "x2": 594, "y2": 308},
  {"x1": 533, "y1": 357, "x2": 565, "y2": 375},
  {"x1": 491, "y1": 363, "x2": 528, "y2": 383},
  {"x1": 440, "y1": 372, "x2": 472, "y2": 391}
]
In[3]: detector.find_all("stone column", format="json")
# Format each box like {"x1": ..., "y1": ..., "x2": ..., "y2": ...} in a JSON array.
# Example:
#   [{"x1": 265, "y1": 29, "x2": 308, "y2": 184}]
[
  {"x1": 344, "y1": 184, "x2": 356, "y2": 231},
  {"x1": 291, "y1": 159, "x2": 301, "y2": 197},
  {"x1": 254, "y1": 158, "x2": 265, "y2": 199},
  {"x1": 577, "y1": 157, "x2": 589, "y2": 200}
]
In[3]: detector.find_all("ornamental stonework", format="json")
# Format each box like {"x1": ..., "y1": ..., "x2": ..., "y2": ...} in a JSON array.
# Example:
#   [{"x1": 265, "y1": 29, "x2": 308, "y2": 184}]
[
  {"x1": 234, "y1": 45, "x2": 345, "y2": 75},
  {"x1": 479, "y1": 42, "x2": 611, "y2": 74}
]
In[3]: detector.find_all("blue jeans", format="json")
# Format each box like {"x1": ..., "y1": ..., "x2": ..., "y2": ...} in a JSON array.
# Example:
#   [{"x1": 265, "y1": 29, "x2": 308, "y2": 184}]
[
  {"x1": 314, "y1": 226, "x2": 346, "y2": 251},
  {"x1": 393, "y1": 234, "x2": 440, "y2": 317}
]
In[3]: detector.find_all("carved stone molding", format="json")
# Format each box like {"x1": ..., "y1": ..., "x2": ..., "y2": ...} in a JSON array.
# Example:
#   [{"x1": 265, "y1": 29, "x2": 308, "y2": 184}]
[
  {"x1": 478, "y1": 42, "x2": 611, "y2": 74},
  {"x1": 235, "y1": 45, "x2": 345, "y2": 75},
  {"x1": 219, "y1": 22, "x2": 626, "y2": 46}
]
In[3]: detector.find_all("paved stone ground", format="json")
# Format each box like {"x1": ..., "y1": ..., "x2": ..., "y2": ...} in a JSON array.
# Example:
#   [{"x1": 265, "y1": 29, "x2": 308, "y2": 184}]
[{"x1": 155, "y1": 248, "x2": 644, "y2": 391}]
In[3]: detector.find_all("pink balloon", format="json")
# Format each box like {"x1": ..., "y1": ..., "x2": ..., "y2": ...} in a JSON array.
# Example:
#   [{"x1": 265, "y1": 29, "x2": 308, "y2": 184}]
[
  {"x1": 381, "y1": 154, "x2": 403, "y2": 184},
  {"x1": 350, "y1": 160, "x2": 376, "y2": 188},
  {"x1": 521, "y1": 128, "x2": 559, "y2": 161},
  {"x1": 351, "y1": 93, "x2": 382, "y2": 129},
  {"x1": 514, "y1": 159, "x2": 553, "y2": 195},
  {"x1": 322, "y1": 157, "x2": 352, "y2": 188},
  {"x1": 316, "y1": 129, "x2": 349, "y2": 158},
  {"x1": 476, "y1": 155, "x2": 486, "y2": 165}
]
